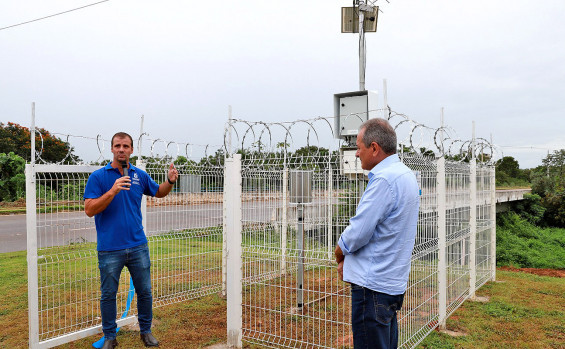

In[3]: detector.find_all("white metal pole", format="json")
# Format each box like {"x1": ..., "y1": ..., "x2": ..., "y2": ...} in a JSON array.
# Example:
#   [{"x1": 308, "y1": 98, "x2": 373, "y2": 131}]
[
  {"x1": 469, "y1": 122, "x2": 477, "y2": 298},
  {"x1": 225, "y1": 154, "x2": 242, "y2": 348},
  {"x1": 137, "y1": 115, "x2": 147, "y2": 235},
  {"x1": 222, "y1": 105, "x2": 233, "y2": 296},
  {"x1": 383, "y1": 79, "x2": 388, "y2": 119},
  {"x1": 281, "y1": 167, "x2": 288, "y2": 275},
  {"x1": 359, "y1": 1, "x2": 366, "y2": 91},
  {"x1": 490, "y1": 136, "x2": 497, "y2": 281},
  {"x1": 27, "y1": 102, "x2": 39, "y2": 348},
  {"x1": 440, "y1": 108, "x2": 445, "y2": 155},
  {"x1": 137, "y1": 161, "x2": 148, "y2": 232},
  {"x1": 228, "y1": 105, "x2": 233, "y2": 156},
  {"x1": 31, "y1": 103, "x2": 36, "y2": 164},
  {"x1": 297, "y1": 204, "x2": 304, "y2": 310},
  {"x1": 138, "y1": 115, "x2": 144, "y2": 159},
  {"x1": 437, "y1": 161, "x2": 447, "y2": 328},
  {"x1": 327, "y1": 163, "x2": 333, "y2": 259}
]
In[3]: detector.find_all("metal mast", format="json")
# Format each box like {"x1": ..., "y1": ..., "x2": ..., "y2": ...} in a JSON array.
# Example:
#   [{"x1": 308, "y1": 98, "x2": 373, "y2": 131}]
[{"x1": 358, "y1": 0, "x2": 366, "y2": 90}]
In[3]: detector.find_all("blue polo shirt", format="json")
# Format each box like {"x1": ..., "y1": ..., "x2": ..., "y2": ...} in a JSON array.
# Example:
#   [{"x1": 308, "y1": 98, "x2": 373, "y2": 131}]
[{"x1": 84, "y1": 163, "x2": 159, "y2": 251}]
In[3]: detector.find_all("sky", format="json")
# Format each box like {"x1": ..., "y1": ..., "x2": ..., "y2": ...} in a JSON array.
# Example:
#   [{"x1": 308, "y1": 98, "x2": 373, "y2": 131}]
[{"x1": 1, "y1": 0, "x2": 564, "y2": 168}]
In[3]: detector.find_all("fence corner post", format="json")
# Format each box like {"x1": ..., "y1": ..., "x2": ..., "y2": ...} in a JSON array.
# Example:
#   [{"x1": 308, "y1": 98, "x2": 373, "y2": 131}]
[
  {"x1": 437, "y1": 157, "x2": 447, "y2": 330},
  {"x1": 469, "y1": 158, "x2": 477, "y2": 298},
  {"x1": 225, "y1": 154, "x2": 242, "y2": 348},
  {"x1": 490, "y1": 165, "x2": 497, "y2": 281},
  {"x1": 26, "y1": 163, "x2": 39, "y2": 349}
]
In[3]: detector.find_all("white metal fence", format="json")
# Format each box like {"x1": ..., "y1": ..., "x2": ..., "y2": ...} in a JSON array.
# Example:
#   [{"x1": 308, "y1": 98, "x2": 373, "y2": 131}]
[
  {"x1": 26, "y1": 159, "x2": 225, "y2": 348},
  {"x1": 224, "y1": 150, "x2": 495, "y2": 349},
  {"x1": 26, "y1": 113, "x2": 496, "y2": 348}
]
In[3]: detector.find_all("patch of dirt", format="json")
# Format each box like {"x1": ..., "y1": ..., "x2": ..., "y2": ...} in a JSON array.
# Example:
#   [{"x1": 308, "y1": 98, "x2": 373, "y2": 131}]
[
  {"x1": 0, "y1": 198, "x2": 25, "y2": 208},
  {"x1": 499, "y1": 266, "x2": 565, "y2": 278}
]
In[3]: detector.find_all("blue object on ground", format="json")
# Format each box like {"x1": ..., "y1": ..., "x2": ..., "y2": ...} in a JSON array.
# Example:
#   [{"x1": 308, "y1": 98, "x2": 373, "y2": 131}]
[{"x1": 92, "y1": 277, "x2": 136, "y2": 348}]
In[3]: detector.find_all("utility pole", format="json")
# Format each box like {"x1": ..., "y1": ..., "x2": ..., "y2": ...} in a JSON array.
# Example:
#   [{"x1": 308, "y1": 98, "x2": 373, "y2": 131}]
[{"x1": 358, "y1": 0, "x2": 366, "y2": 91}]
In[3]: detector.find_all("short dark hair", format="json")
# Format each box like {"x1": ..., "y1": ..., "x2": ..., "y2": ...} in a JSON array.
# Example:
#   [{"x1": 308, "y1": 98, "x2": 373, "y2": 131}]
[
  {"x1": 111, "y1": 132, "x2": 133, "y2": 147},
  {"x1": 360, "y1": 118, "x2": 397, "y2": 154}
]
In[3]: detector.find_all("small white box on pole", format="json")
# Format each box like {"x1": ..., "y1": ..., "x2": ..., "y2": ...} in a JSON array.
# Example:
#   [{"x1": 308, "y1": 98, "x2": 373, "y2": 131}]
[{"x1": 333, "y1": 90, "x2": 379, "y2": 139}]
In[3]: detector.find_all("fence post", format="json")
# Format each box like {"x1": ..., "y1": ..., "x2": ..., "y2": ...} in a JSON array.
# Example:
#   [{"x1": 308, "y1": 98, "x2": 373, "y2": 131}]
[
  {"x1": 437, "y1": 157, "x2": 447, "y2": 330},
  {"x1": 136, "y1": 160, "x2": 148, "y2": 232},
  {"x1": 327, "y1": 163, "x2": 333, "y2": 259},
  {"x1": 26, "y1": 163, "x2": 39, "y2": 349},
  {"x1": 469, "y1": 158, "x2": 477, "y2": 298},
  {"x1": 27, "y1": 103, "x2": 39, "y2": 349},
  {"x1": 490, "y1": 165, "x2": 497, "y2": 281},
  {"x1": 281, "y1": 168, "x2": 288, "y2": 274},
  {"x1": 225, "y1": 154, "x2": 242, "y2": 348}
]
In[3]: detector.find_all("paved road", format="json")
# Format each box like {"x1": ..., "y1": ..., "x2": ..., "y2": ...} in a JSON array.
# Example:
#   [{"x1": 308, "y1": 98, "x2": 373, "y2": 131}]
[
  {"x1": 0, "y1": 204, "x2": 227, "y2": 253},
  {"x1": 0, "y1": 200, "x2": 321, "y2": 253}
]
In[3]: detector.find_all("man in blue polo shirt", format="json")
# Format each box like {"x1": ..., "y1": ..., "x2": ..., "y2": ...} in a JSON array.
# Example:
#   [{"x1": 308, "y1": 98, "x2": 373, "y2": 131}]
[
  {"x1": 84, "y1": 132, "x2": 178, "y2": 349},
  {"x1": 335, "y1": 119, "x2": 420, "y2": 349}
]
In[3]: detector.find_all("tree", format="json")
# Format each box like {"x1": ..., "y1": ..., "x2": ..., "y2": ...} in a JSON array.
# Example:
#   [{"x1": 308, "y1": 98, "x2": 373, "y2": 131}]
[
  {"x1": 531, "y1": 149, "x2": 565, "y2": 227},
  {"x1": 0, "y1": 122, "x2": 80, "y2": 164},
  {"x1": 496, "y1": 156, "x2": 520, "y2": 178},
  {"x1": 0, "y1": 152, "x2": 26, "y2": 202}
]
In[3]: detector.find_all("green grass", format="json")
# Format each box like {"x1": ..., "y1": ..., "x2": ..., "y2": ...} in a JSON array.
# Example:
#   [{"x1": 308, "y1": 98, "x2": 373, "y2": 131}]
[
  {"x1": 497, "y1": 212, "x2": 565, "y2": 269},
  {"x1": 0, "y1": 204, "x2": 85, "y2": 215},
  {"x1": 418, "y1": 270, "x2": 565, "y2": 348},
  {"x1": 2, "y1": 243, "x2": 563, "y2": 348}
]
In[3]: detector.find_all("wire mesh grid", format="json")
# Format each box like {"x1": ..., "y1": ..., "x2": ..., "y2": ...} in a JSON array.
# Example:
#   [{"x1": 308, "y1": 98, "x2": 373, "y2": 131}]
[
  {"x1": 143, "y1": 160, "x2": 225, "y2": 306},
  {"x1": 475, "y1": 165, "x2": 495, "y2": 288},
  {"x1": 241, "y1": 155, "x2": 352, "y2": 348},
  {"x1": 31, "y1": 159, "x2": 225, "y2": 343},
  {"x1": 399, "y1": 154, "x2": 439, "y2": 348},
  {"x1": 444, "y1": 160, "x2": 472, "y2": 318},
  {"x1": 34, "y1": 168, "x2": 130, "y2": 342}
]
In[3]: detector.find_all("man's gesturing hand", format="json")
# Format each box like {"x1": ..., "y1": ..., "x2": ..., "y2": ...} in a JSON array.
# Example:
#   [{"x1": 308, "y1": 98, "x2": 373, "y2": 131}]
[{"x1": 167, "y1": 163, "x2": 178, "y2": 184}]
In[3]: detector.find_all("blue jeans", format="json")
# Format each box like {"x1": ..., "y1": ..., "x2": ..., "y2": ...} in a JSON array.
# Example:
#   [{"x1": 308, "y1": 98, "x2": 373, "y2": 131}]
[
  {"x1": 351, "y1": 284, "x2": 405, "y2": 349},
  {"x1": 98, "y1": 243, "x2": 153, "y2": 339}
]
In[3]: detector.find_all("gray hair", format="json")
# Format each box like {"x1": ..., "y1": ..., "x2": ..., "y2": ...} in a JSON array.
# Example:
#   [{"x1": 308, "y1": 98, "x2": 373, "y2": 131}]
[{"x1": 359, "y1": 118, "x2": 397, "y2": 154}]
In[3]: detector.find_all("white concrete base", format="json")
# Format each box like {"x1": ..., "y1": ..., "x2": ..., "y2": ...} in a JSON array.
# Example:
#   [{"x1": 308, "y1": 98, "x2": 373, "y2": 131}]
[
  {"x1": 470, "y1": 296, "x2": 490, "y2": 303},
  {"x1": 439, "y1": 329, "x2": 467, "y2": 337}
]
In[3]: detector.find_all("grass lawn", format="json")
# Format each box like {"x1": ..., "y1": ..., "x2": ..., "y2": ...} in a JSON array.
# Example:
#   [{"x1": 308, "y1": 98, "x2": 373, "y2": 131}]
[{"x1": 1, "y1": 250, "x2": 563, "y2": 348}]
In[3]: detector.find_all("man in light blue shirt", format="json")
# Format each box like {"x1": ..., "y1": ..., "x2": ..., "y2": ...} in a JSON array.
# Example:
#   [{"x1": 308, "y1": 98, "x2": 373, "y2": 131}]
[{"x1": 335, "y1": 118, "x2": 420, "y2": 349}]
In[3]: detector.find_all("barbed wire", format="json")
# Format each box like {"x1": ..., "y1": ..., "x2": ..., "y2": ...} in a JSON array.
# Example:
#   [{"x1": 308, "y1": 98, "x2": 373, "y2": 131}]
[
  {"x1": 223, "y1": 108, "x2": 500, "y2": 165},
  {"x1": 33, "y1": 131, "x2": 222, "y2": 166},
  {"x1": 29, "y1": 108, "x2": 499, "y2": 166}
]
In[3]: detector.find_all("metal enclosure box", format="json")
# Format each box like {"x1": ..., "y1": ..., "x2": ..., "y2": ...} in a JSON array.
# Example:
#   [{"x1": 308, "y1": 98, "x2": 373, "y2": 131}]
[
  {"x1": 340, "y1": 149, "x2": 363, "y2": 175},
  {"x1": 179, "y1": 174, "x2": 201, "y2": 193},
  {"x1": 289, "y1": 170, "x2": 312, "y2": 204},
  {"x1": 334, "y1": 90, "x2": 379, "y2": 139}
]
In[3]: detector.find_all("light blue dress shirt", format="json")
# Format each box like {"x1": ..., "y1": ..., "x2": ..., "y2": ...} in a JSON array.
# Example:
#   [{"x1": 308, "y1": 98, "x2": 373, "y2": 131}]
[{"x1": 338, "y1": 154, "x2": 420, "y2": 295}]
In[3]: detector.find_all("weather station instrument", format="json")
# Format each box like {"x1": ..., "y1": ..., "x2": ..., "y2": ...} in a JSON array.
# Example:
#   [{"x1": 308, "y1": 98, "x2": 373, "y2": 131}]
[{"x1": 335, "y1": 0, "x2": 381, "y2": 178}]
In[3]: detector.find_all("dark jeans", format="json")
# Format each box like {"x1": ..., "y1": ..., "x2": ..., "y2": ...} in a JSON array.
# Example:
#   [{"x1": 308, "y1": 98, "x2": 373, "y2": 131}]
[
  {"x1": 98, "y1": 243, "x2": 153, "y2": 339},
  {"x1": 351, "y1": 284, "x2": 405, "y2": 349}
]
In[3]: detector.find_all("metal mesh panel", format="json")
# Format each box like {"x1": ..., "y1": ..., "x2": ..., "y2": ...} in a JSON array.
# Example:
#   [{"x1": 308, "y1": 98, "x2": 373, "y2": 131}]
[
  {"x1": 475, "y1": 164, "x2": 494, "y2": 288},
  {"x1": 241, "y1": 155, "x2": 351, "y2": 348},
  {"x1": 444, "y1": 160, "x2": 471, "y2": 317},
  {"x1": 33, "y1": 166, "x2": 127, "y2": 342},
  {"x1": 399, "y1": 154, "x2": 439, "y2": 348},
  {"x1": 30, "y1": 160, "x2": 225, "y2": 345},
  {"x1": 144, "y1": 161, "x2": 225, "y2": 305}
]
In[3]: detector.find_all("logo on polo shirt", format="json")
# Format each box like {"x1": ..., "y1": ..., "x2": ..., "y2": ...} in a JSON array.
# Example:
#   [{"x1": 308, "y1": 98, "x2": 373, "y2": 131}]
[{"x1": 132, "y1": 172, "x2": 140, "y2": 185}]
